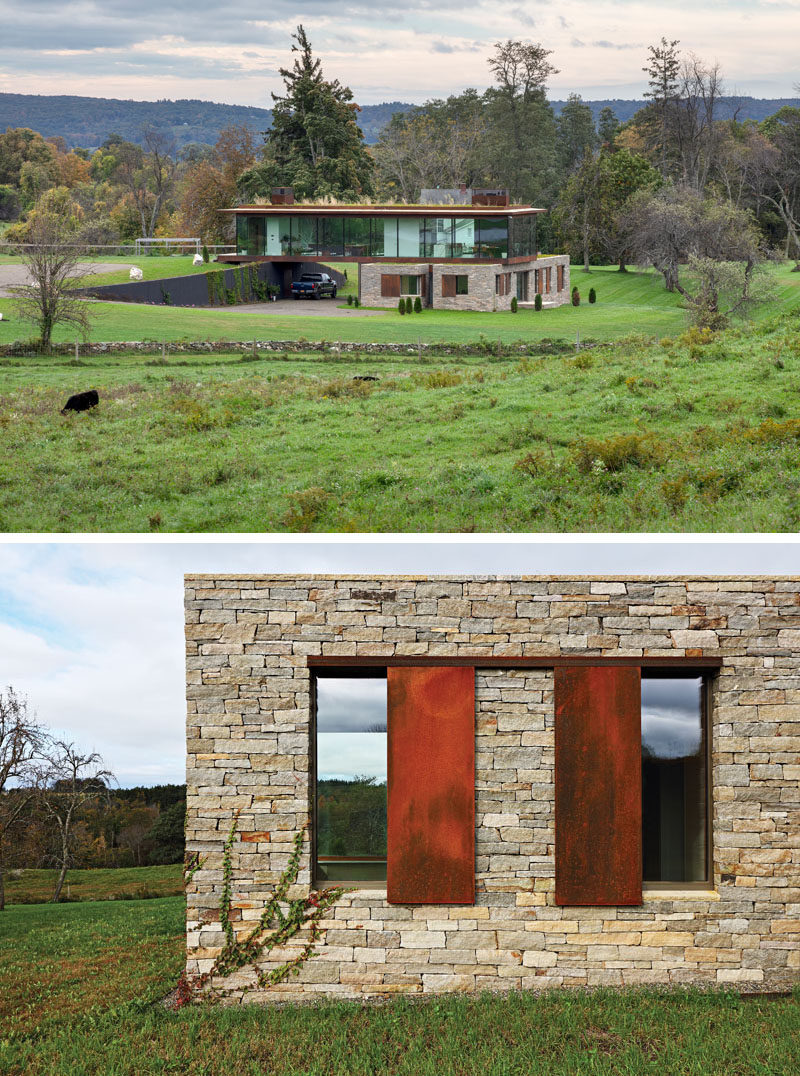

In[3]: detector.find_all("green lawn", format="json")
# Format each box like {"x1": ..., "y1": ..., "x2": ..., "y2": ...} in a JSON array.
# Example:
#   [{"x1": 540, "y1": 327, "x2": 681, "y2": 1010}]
[
  {"x1": 1, "y1": 896, "x2": 798, "y2": 1076},
  {"x1": 2, "y1": 310, "x2": 800, "y2": 531},
  {"x1": 4, "y1": 864, "x2": 184, "y2": 904}
]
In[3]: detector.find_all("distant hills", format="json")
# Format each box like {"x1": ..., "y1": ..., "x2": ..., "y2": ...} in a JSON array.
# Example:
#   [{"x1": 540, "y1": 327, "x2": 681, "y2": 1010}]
[{"x1": 0, "y1": 92, "x2": 797, "y2": 152}]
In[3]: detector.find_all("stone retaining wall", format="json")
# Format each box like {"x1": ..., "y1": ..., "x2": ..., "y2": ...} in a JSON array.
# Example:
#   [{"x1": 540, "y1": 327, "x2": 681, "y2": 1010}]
[{"x1": 185, "y1": 575, "x2": 799, "y2": 1001}]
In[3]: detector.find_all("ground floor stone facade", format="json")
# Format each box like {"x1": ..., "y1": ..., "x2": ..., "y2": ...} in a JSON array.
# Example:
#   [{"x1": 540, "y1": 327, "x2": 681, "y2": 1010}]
[
  {"x1": 185, "y1": 575, "x2": 799, "y2": 1002},
  {"x1": 359, "y1": 255, "x2": 570, "y2": 311}
]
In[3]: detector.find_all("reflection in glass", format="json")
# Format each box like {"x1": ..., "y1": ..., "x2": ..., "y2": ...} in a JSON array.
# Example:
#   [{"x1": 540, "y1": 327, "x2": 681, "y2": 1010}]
[
  {"x1": 319, "y1": 217, "x2": 344, "y2": 257},
  {"x1": 642, "y1": 677, "x2": 706, "y2": 882},
  {"x1": 454, "y1": 218, "x2": 477, "y2": 257},
  {"x1": 290, "y1": 216, "x2": 318, "y2": 256},
  {"x1": 478, "y1": 216, "x2": 508, "y2": 258},
  {"x1": 316, "y1": 678, "x2": 387, "y2": 882},
  {"x1": 345, "y1": 217, "x2": 371, "y2": 257}
]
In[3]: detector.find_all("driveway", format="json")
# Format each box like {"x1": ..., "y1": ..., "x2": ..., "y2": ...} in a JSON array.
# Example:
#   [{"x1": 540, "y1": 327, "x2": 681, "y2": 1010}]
[{"x1": 0, "y1": 262, "x2": 122, "y2": 297}]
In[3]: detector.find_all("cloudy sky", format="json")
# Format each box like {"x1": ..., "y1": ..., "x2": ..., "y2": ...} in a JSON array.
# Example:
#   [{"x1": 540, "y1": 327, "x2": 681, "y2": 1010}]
[
  {"x1": 2, "y1": 537, "x2": 798, "y2": 787},
  {"x1": 1, "y1": 1, "x2": 798, "y2": 106}
]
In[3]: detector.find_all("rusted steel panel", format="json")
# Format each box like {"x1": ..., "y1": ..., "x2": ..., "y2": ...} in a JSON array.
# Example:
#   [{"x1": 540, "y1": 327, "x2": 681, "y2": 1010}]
[
  {"x1": 387, "y1": 666, "x2": 475, "y2": 904},
  {"x1": 555, "y1": 666, "x2": 642, "y2": 906}
]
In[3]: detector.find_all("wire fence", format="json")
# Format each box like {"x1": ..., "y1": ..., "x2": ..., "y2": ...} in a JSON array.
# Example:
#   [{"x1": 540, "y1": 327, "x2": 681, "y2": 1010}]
[{"x1": 0, "y1": 243, "x2": 236, "y2": 257}]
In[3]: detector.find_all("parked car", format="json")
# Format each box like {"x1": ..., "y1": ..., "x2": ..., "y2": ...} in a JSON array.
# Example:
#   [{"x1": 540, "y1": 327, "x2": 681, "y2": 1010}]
[{"x1": 291, "y1": 273, "x2": 337, "y2": 300}]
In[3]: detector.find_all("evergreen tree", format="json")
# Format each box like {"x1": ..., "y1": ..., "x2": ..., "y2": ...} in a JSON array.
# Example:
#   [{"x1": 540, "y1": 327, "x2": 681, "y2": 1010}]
[
  {"x1": 240, "y1": 26, "x2": 374, "y2": 201},
  {"x1": 556, "y1": 94, "x2": 598, "y2": 174},
  {"x1": 598, "y1": 107, "x2": 620, "y2": 146},
  {"x1": 643, "y1": 37, "x2": 681, "y2": 178}
]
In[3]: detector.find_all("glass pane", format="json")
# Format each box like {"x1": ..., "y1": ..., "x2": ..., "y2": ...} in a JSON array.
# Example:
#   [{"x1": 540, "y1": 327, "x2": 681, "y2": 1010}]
[
  {"x1": 236, "y1": 215, "x2": 248, "y2": 255},
  {"x1": 290, "y1": 216, "x2": 318, "y2": 256},
  {"x1": 454, "y1": 217, "x2": 477, "y2": 258},
  {"x1": 478, "y1": 216, "x2": 508, "y2": 258},
  {"x1": 378, "y1": 218, "x2": 396, "y2": 258},
  {"x1": 400, "y1": 274, "x2": 419, "y2": 295},
  {"x1": 511, "y1": 216, "x2": 532, "y2": 258},
  {"x1": 422, "y1": 217, "x2": 452, "y2": 257},
  {"x1": 319, "y1": 217, "x2": 344, "y2": 257},
  {"x1": 316, "y1": 678, "x2": 387, "y2": 882},
  {"x1": 345, "y1": 217, "x2": 370, "y2": 257},
  {"x1": 397, "y1": 216, "x2": 421, "y2": 257},
  {"x1": 642, "y1": 677, "x2": 706, "y2": 882},
  {"x1": 456, "y1": 275, "x2": 468, "y2": 295}
]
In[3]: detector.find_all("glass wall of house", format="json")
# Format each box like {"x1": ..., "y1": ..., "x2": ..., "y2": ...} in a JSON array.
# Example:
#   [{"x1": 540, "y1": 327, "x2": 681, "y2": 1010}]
[{"x1": 235, "y1": 213, "x2": 532, "y2": 259}]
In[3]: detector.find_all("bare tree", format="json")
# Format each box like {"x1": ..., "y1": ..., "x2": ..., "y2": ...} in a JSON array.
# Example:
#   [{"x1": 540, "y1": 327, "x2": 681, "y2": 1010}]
[
  {"x1": 14, "y1": 192, "x2": 92, "y2": 352},
  {"x1": 0, "y1": 688, "x2": 44, "y2": 910},
  {"x1": 37, "y1": 741, "x2": 113, "y2": 903},
  {"x1": 114, "y1": 127, "x2": 177, "y2": 238}
]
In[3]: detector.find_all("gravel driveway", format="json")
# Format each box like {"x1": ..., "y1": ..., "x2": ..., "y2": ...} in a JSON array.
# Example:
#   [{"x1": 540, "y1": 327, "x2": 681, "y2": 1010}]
[{"x1": 0, "y1": 262, "x2": 122, "y2": 297}]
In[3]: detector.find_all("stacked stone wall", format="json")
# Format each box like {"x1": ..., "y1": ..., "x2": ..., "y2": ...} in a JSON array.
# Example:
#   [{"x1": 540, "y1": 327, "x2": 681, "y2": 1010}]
[{"x1": 185, "y1": 575, "x2": 800, "y2": 1001}]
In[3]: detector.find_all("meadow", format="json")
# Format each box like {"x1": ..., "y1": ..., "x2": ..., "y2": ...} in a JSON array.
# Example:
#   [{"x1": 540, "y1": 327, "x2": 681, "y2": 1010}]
[
  {"x1": 3, "y1": 864, "x2": 184, "y2": 904},
  {"x1": 4, "y1": 262, "x2": 798, "y2": 348},
  {"x1": 1, "y1": 891, "x2": 797, "y2": 1076}
]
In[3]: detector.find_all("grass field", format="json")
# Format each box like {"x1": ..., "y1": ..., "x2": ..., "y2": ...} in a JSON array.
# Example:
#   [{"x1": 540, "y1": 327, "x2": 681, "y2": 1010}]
[
  {"x1": 1, "y1": 895, "x2": 798, "y2": 1076},
  {"x1": 2, "y1": 308, "x2": 800, "y2": 531},
  {"x1": 4, "y1": 864, "x2": 184, "y2": 904},
  {"x1": 1, "y1": 263, "x2": 797, "y2": 348}
]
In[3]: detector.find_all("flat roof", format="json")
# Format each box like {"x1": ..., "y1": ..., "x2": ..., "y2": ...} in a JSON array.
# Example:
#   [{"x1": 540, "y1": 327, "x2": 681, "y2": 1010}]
[{"x1": 225, "y1": 204, "x2": 544, "y2": 218}]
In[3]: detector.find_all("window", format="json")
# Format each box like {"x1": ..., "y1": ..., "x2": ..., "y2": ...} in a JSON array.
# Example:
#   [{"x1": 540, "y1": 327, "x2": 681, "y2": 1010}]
[
  {"x1": 642, "y1": 675, "x2": 708, "y2": 883},
  {"x1": 442, "y1": 274, "x2": 468, "y2": 297},
  {"x1": 401, "y1": 274, "x2": 420, "y2": 295},
  {"x1": 476, "y1": 216, "x2": 508, "y2": 258},
  {"x1": 495, "y1": 272, "x2": 511, "y2": 296},
  {"x1": 314, "y1": 676, "x2": 387, "y2": 883},
  {"x1": 554, "y1": 665, "x2": 712, "y2": 906},
  {"x1": 516, "y1": 271, "x2": 529, "y2": 301}
]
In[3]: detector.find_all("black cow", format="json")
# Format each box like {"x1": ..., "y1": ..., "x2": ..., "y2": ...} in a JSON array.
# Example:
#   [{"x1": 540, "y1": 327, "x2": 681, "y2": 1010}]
[{"x1": 61, "y1": 389, "x2": 99, "y2": 415}]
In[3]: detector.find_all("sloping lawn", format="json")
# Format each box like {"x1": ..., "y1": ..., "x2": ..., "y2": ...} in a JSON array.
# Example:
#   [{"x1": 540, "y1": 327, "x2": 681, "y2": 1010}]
[
  {"x1": 4, "y1": 864, "x2": 184, "y2": 904},
  {"x1": 1, "y1": 896, "x2": 798, "y2": 1076}
]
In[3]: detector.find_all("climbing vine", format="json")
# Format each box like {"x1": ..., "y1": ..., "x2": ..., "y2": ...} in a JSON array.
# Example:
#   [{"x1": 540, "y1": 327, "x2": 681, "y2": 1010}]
[{"x1": 176, "y1": 813, "x2": 349, "y2": 1004}]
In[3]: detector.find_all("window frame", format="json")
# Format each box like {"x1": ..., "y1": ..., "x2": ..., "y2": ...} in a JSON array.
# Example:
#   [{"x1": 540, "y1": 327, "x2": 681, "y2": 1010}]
[
  {"x1": 640, "y1": 669, "x2": 713, "y2": 892},
  {"x1": 311, "y1": 667, "x2": 389, "y2": 890}
]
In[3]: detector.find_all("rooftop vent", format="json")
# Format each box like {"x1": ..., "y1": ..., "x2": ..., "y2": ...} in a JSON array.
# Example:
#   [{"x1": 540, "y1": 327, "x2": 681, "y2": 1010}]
[{"x1": 271, "y1": 187, "x2": 295, "y2": 205}]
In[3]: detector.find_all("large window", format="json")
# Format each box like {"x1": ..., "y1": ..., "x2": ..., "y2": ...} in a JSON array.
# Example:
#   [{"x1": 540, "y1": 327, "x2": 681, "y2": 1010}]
[
  {"x1": 642, "y1": 675, "x2": 708, "y2": 883},
  {"x1": 314, "y1": 676, "x2": 387, "y2": 883}
]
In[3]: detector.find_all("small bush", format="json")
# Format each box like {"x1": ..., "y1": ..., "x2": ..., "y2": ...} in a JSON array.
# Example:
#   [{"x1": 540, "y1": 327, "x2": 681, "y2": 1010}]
[
  {"x1": 405, "y1": 297, "x2": 414, "y2": 314},
  {"x1": 421, "y1": 369, "x2": 463, "y2": 389},
  {"x1": 573, "y1": 432, "x2": 666, "y2": 474},
  {"x1": 571, "y1": 287, "x2": 580, "y2": 307},
  {"x1": 510, "y1": 296, "x2": 518, "y2": 313},
  {"x1": 353, "y1": 296, "x2": 360, "y2": 307},
  {"x1": 414, "y1": 296, "x2": 422, "y2": 313},
  {"x1": 398, "y1": 298, "x2": 405, "y2": 315},
  {"x1": 347, "y1": 294, "x2": 353, "y2": 306},
  {"x1": 588, "y1": 287, "x2": 596, "y2": 304},
  {"x1": 534, "y1": 293, "x2": 542, "y2": 311},
  {"x1": 283, "y1": 487, "x2": 330, "y2": 531},
  {"x1": 201, "y1": 244, "x2": 210, "y2": 263},
  {"x1": 661, "y1": 476, "x2": 689, "y2": 512}
]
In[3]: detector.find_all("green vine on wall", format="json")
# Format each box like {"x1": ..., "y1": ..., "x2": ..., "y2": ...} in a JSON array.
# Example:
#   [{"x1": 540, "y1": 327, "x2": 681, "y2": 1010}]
[{"x1": 176, "y1": 813, "x2": 348, "y2": 1005}]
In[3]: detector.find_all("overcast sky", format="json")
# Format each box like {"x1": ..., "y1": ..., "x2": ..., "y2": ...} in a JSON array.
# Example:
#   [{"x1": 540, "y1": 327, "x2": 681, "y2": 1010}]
[
  {"x1": 1, "y1": 2, "x2": 798, "y2": 106},
  {"x1": 1, "y1": 537, "x2": 798, "y2": 787}
]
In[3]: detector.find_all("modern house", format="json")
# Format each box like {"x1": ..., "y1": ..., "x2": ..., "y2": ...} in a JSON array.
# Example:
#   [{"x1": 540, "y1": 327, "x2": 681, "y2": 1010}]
[
  {"x1": 219, "y1": 188, "x2": 570, "y2": 311},
  {"x1": 185, "y1": 574, "x2": 798, "y2": 1001}
]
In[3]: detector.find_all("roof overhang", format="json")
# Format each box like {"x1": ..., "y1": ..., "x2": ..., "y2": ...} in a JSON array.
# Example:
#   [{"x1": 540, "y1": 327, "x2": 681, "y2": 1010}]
[{"x1": 223, "y1": 204, "x2": 545, "y2": 217}]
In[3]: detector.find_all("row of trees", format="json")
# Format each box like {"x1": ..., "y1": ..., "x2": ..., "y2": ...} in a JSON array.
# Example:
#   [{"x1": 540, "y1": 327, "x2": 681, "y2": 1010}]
[{"x1": 0, "y1": 688, "x2": 184, "y2": 908}]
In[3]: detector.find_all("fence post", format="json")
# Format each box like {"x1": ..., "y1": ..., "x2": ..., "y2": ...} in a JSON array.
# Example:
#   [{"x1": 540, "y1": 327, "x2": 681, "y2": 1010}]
[
  {"x1": 162, "y1": 340, "x2": 166, "y2": 362},
  {"x1": 75, "y1": 341, "x2": 79, "y2": 361}
]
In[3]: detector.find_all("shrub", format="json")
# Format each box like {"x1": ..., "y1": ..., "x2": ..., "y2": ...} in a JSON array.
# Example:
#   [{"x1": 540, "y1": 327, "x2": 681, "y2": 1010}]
[
  {"x1": 405, "y1": 296, "x2": 414, "y2": 314},
  {"x1": 347, "y1": 294, "x2": 353, "y2": 305},
  {"x1": 534, "y1": 293, "x2": 542, "y2": 311},
  {"x1": 201, "y1": 244, "x2": 210, "y2": 263},
  {"x1": 398, "y1": 298, "x2": 405, "y2": 315},
  {"x1": 573, "y1": 432, "x2": 666, "y2": 474},
  {"x1": 353, "y1": 296, "x2": 360, "y2": 307},
  {"x1": 414, "y1": 296, "x2": 422, "y2": 313},
  {"x1": 571, "y1": 287, "x2": 580, "y2": 307},
  {"x1": 588, "y1": 287, "x2": 596, "y2": 304},
  {"x1": 510, "y1": 296, "x2": 518, "y2": 313}
]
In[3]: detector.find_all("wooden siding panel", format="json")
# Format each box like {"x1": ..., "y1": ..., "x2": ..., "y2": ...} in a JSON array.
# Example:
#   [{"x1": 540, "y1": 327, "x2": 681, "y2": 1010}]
[{"x1": 381, "y1": 274, "x2": 401, "y2": 297}]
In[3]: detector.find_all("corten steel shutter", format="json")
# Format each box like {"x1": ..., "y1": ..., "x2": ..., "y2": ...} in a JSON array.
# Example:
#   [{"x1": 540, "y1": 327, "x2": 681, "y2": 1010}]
[
  {"x1": 554, "y1": 665, "x2": 642, "y2": 906},
  {"x1": 441, "y1": 274, "x2": 456, "y2": 298},
  {"x1": 557, "y1": 265, "x2": 564, "y2": 290},
  {"x1": 381, "y1": 274, "x2": 401, "y2": 297},
  {"x1": 387, "y1": 665, "x2": 475, "y2": 904}
]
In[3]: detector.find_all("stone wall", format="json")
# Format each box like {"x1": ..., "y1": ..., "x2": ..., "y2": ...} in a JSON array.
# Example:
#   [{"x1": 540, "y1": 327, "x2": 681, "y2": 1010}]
[
  {"x1": 185, "y1": 575, "x2": 800, "y2": 1001},
  {"x1": 359, "y1": 256, "x2": 570, "y2": 311}
]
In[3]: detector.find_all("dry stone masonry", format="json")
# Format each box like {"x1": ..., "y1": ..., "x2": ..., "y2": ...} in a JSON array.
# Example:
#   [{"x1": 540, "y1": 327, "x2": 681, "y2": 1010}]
[{"x1": 185, "y1": 575, "x2": 799, "y2": 1001}]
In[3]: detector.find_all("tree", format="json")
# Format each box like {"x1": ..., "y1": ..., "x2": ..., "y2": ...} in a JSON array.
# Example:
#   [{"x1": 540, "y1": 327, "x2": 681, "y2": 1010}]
[
  {"x1": 598, "y1": 107, "x2": 620, "y2": 146},
  {"x1": 36, "y1": 741, "x2": 113, "y2": 902},
  {"x1": 483, "y1": 40, "x2": 560, "y2": 206},
  {"x1": 642, "y1": 37, "x2": 681, "y2": 178},
  {"x1": 179, "y1": 124, "x2": 257, "y2": 242},
  {"x1": 0, "y1": 689, "x2": 44, "y2": 911},
  {"x1": 625, "y1": 185, "x2": 770, "y2": 325},
  {"x1": 111, "y1": 127, "x2": 177, "y2": 238},
  {"x1": 13, "y1": 188, "x2": 93, "y2": 352},
  {"x1": 240, "y1": 25, "x2": 374, "y2": 201},
  {"x1": 556, "y1": 94, "x2": 599, "y2": 174},
  {"x1": 146, "y1": 801, "x2": 185, "y2": 865},
  {"x1": 750, "y1": 108, "x2": 800, "y2": 267}
]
